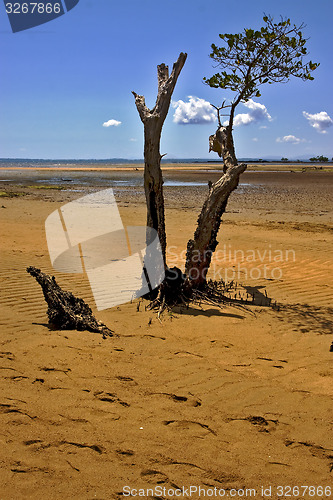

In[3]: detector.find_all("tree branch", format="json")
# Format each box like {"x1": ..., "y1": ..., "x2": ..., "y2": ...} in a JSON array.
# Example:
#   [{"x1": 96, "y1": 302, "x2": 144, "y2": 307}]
[
  {"x1": 131, "y1": 91, "x2": 150, "y2": 123},
  {"x1": 133, "y1": 53, "x2": 187, "y2": 124},
  {"x1": 157, "y1": 63, "x2": 169, "y2": 91},
  {"x1": 154, "y1": 52, "x2": 187, "y2": 118}
]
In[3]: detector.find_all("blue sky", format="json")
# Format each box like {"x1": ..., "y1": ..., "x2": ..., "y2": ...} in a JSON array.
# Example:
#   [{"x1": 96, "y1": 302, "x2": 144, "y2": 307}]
[{"x1": 1, "y1": 0, "x2": 332, "y2": 159}]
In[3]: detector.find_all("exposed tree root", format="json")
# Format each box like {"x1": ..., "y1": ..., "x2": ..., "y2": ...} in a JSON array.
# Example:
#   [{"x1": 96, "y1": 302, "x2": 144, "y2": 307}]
[
  {"x1": 146, "y1": 267, "x2": 190, "y2": 313},
  {"x1": 27, "y1": 267, "x2": 113, "y2": 338},
  {"x1": 146, "y1": 268, "x2": 275, "y2": 317}
]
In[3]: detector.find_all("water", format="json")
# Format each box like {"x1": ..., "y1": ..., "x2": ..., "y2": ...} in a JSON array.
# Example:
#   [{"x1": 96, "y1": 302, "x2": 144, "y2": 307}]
[
  {"x1": 0, "y1": 158, "x2": 299, "y2": 169},
  {"x1": 0, "y1": 158, "x2": 216, "y2": 168},
  {"x1": 26, "y1": 177, "x2": 255, "y2": 189},
  {"x1": 164, "y1": 180, "x2": 206, "y2": 187},
  {"x1": 0, "y1": 158, "x2": 268, "y2": 193}
]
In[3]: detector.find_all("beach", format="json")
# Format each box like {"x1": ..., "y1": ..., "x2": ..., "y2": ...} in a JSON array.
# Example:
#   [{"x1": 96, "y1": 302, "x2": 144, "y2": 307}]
[{"x1": 0, "y1": 165, "x2": 332, "y2": 499}]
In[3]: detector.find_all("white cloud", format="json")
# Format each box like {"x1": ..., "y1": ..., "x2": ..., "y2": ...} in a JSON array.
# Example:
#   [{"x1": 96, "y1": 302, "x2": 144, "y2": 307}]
[
  {"x1": 230, "y1": 113, "x2": 254, "y2": 126},
  {"x1": 103, "y1": 119, "x2": 121, "y2": 127},
  {"x1": 172, "y1": 97, "x2": 271, "y2": 128},
  {"x1": 303, "y1": 111, "x2": 333, "y2": 134},
  {"x1": 252, "y1": 137, "x2": 259, "y2": 142},
  {"x1": 172, "y1": 96, "x2": 217, "y2": 124},
  {"x1": 276, "y1": 135, "x2": 306, "y2": 144},
  {"x1": 129, "y1": 138, "x2": 137, "y2": 142},
  {"x1": 224, "y1": 99, "x2": 272, "y2": 127}
]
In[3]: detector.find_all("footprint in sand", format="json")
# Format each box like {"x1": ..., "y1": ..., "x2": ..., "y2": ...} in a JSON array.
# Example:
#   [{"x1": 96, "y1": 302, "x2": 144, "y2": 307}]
[
  {"x1": 94, "y1": 391, "x2": 130, "y2": 407},
  {"x1": 116, "y1": 375, "x2": 138, "y2": 386},
  {"x1": 0, "y1": 351, "x2": 15, "y2": 361},
  {"x1": 140, "y1": 468, "x2": 169, "y2": 484},
  {"x1": 150, "y1": 392, "x2": 202, "y2": 407},
  {"x1": 163, "y1": 420, "x2": 216, "y2": 436}
]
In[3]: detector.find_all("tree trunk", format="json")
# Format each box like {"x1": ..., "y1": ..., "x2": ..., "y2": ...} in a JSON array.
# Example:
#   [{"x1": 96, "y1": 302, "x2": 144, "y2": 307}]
[
  {"x1": 186, "y1": 123, "x2": 246, "y2": 287},
  {"x1": 209, "y1": 125, "x2": 237, "y2": 172},
  {"x1": 132, "y1": 52, "x2": 187, "y2": 268},
  {"x1": 143, "y1": 124, "x2": 166, "y2": 265}
]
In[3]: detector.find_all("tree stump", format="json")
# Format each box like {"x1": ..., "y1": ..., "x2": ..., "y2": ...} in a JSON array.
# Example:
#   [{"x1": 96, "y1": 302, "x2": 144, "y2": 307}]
[{"x1": 27, "y1": 266, "x2": 113, "y2": 338}]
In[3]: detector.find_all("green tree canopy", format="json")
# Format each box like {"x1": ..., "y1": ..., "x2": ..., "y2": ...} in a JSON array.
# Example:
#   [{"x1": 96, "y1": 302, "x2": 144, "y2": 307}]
[
  {"x1": 309, "y1": 155, "x2": 328, "y2": 162},
  {"x1": 204, "y1": 15, "x2": 319, "y2": 126}
]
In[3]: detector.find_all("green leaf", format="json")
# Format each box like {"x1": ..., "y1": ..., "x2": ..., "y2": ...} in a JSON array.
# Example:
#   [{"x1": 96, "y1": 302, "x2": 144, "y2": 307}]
[
  {"x1": 205, "y1": 15, "x2": 318, "y2": 106},
  {"x1": 309, "y1": 61, "x2": 318, "y2": 71}
]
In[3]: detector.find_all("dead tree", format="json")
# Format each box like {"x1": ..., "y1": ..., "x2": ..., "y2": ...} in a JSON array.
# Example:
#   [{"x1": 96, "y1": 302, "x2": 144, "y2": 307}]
[
  {"x1": 27, "y1": 267, "x2": 113, "y2": 338},
  {"x1": 132, "y1": 52, "x2": 187, "y2": 268}
]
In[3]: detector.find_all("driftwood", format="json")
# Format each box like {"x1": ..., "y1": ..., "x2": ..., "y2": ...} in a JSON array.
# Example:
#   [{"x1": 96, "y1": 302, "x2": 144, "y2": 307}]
[{"x1": 27, "y1": 267, "x2": 113, "y2": 338}]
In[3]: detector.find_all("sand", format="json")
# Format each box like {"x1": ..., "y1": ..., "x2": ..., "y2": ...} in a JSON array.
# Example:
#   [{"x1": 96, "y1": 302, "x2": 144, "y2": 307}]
[{"x1": 0, "y1": 167, "x2": 332, "y2": 499}]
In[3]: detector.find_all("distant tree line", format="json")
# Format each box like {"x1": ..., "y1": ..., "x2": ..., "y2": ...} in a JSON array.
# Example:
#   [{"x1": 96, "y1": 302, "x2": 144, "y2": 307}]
[
  {"x1": 309, "y1": 155, "x2": 329, "y2": 162},
  {"x1": 280, "y1": 156, "x2": 331, "y2": 162}
]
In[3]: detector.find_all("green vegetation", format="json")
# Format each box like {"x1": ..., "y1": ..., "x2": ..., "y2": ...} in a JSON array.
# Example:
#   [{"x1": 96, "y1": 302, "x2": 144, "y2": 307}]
[
  {"x1": 0, "y1": 191, "x2": 25, "y2": 198},
  {"x1": 0, "y1": 185, "x2": 65, "y2": 198},
  {"x1": 27, "y1": 185, "x2": 65, "y2": 190},
  {"x1": 309, "y1": 155, "x2": 329, "y2": 162},
  {"x1": 204, "y1": 15, "x2": 319, "y2": 109},
  {"x1": 202, "y1": 14, "x2": 319, "y2": 178}
]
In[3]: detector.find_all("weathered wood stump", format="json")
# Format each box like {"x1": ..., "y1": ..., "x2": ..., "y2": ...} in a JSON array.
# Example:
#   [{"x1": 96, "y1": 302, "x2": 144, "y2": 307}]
[{"x1": 27, "y1": 266, "x2": 113, "y2": 338}]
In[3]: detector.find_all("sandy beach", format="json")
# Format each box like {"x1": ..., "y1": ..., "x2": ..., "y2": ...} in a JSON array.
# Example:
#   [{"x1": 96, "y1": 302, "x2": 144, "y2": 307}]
[{"x1": 0, "y1": 166, "x2": 332, "y2": 499}]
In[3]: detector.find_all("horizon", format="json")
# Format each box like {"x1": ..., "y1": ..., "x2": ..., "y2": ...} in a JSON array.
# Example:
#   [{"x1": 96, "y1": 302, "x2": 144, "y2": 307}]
[{"x1": 1, "y1": 155, "x2": 332, "y2": 162}]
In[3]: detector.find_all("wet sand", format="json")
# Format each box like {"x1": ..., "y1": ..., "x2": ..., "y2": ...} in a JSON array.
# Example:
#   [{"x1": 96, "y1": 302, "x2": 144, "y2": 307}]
[{"x1": 0, "y1": 167, "x2": 332, "y2": 499}]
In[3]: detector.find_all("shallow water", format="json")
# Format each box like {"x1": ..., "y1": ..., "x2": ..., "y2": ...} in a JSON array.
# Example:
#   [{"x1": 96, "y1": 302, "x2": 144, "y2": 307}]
[{"x1": 31, "y1": 176, "x2": 256, "y2": 189}]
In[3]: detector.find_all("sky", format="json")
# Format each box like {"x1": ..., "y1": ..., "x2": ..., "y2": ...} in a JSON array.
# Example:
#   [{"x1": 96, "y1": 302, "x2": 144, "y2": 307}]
[{"x1": 0, "y1": 0, "x2": 332, "y2": 160}]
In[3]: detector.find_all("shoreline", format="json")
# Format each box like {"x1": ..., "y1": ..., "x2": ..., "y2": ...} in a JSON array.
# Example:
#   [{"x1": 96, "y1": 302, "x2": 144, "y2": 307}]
[{"x1": 0, "y1": 162, "x2": 332, "y2": 172}]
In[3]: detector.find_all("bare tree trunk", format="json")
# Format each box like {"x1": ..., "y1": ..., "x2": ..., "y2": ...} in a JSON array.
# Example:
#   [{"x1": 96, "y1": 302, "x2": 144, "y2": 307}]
[
  {"x1": 132, "y1": 52, "x2": 187, "y2": 267},
  {"x1": 186, "y1": 121, "x2": 246, "y2": 287},
  {"x1": 209, "y1": 125, "x2": 237, "y2": 172}
]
